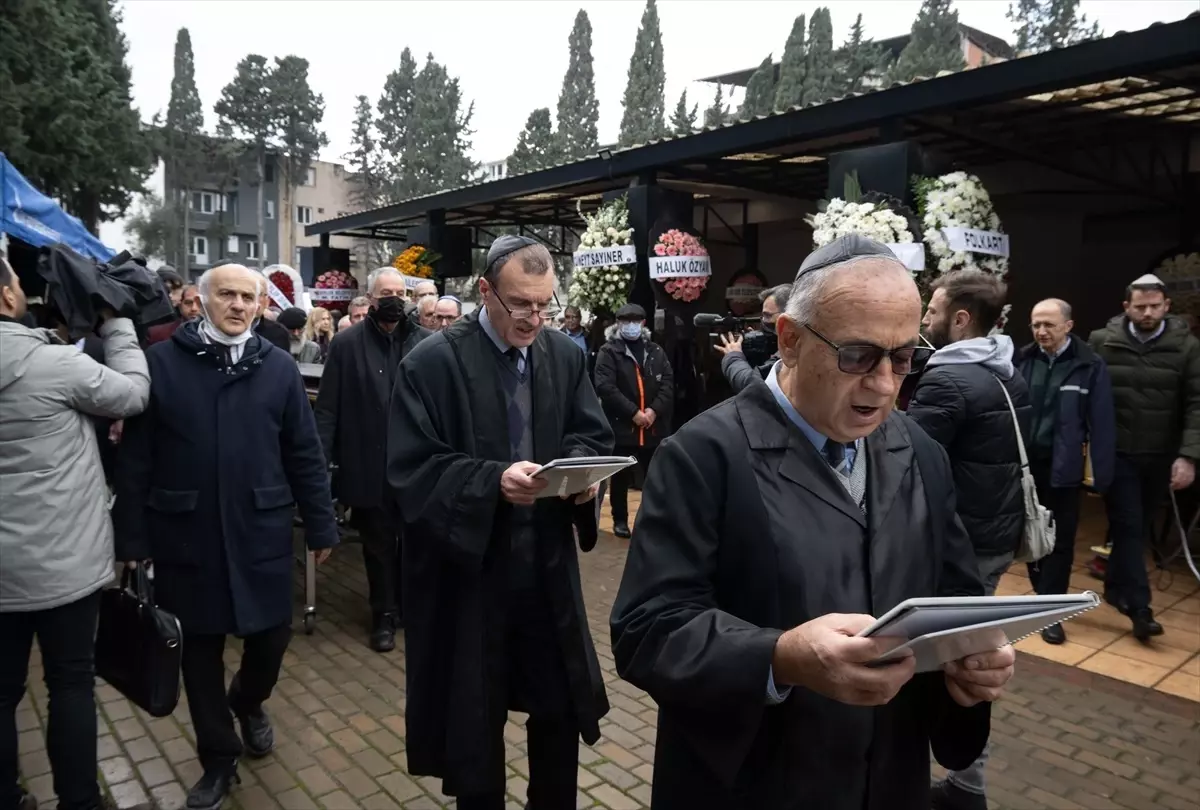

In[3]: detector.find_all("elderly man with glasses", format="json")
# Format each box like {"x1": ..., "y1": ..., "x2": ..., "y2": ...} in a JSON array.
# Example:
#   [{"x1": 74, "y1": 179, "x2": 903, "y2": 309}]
[
  {"x1": 388, "y1": 235, "x2": 613, "y2": 810},
  {"x1": 611, "y1": 235, "x2": 1014, "y2": 810}
]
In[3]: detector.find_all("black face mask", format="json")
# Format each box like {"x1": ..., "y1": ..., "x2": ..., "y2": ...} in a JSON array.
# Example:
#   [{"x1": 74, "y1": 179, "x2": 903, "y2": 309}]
[
  {"x1": 372, "y1": 296, "x2": 404, "y2": 324},
  {"x1": 761, "y1": 320, "x2": 776, "y2": 335}
]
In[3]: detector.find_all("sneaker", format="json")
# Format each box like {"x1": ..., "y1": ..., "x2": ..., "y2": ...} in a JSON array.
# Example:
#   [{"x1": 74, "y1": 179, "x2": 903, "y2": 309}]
[{"x1": 930, "y1": 779, "x2": 987, "y2": 810}]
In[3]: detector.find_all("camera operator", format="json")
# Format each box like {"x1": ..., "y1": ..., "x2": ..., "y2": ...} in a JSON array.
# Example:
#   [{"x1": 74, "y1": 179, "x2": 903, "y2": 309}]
[{"x1": 714, "y1": 283, "x2": 790, "y2": 392}]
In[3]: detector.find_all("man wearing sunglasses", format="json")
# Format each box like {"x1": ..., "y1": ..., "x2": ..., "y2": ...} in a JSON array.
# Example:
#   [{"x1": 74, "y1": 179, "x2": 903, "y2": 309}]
[
  {"x1": 612, "y1": 234, "x2": 1013, "y2": 810},
  {"x1": 388, "y1": 235, "x2": 613, "y2": 810},
  {"x1": 906, "y1": 270, "x2": 1030, "y2": 810}
]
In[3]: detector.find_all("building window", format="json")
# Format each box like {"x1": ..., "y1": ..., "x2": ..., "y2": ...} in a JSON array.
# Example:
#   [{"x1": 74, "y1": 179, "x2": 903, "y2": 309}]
[
  {"x1": 265, "y1": 200, "x2": 275, "y2": 219},
  {"x1": 245, "y1": 240, "x2": 258, "y2": 260},
  {"x1": 191, "y1": 192, "x2": 224, "y2": 214},
  {"x1": 317, "y1": 207, "x2": 324, "y2": 214},
  {"x1": 296, "y1": 205, "x2": 313, "y2": 225},
  {"x1": 191, "y1": 235, "x2": 208, "y2": 260},
  {"x1": 227, "y1": 235, "x2": 239, "y2": 254},
  {"x1": 303, "y1": 167, "x2": 316, "y2": 186},
  {"x1": 294, "y1": 246, "x2": 303, "y2": 267},
  {"x1": 264, "y1": 163, "x2": 274, "y2": 183}
]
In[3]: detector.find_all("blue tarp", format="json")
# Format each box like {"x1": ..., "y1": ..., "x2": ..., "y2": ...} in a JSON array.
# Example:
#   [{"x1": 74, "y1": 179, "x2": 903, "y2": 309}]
[{"x1": 1, "y1": 152, "x2": 115, "y2": 262}]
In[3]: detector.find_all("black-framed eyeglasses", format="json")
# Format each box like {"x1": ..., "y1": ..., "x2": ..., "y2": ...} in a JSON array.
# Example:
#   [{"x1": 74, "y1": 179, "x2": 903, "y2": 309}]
[
  {"x1": 804, "y1": 324, "x2": 932, "y2": 376},
  {"x1": 490, "y1": 288, "x2": 561, "y2": 322}
]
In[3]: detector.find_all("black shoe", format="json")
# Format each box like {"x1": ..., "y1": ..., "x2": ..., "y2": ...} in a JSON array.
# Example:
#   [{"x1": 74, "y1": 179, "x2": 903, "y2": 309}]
[
  {"x1": 930, "y1": 779, "x2": 987, "y2": 810},
  {"x1": 186, "y1": 765, "x2": 239, "y2": 810},
  {"x1": 369, "y1": 612, "x2": 397, "y2": 653},
  {"x1": 228, "y1": 683, "x2": 274, "y2": 759},
  {"x1": 1131, "y1": 608, "x2": 1164, "y2": 642},
  {"x1": 1041, "y1": 623, "x2": 1066, "y2": 645},
  {"x1": 613, "y1": 521, "x2": 631, "y2": 539}
]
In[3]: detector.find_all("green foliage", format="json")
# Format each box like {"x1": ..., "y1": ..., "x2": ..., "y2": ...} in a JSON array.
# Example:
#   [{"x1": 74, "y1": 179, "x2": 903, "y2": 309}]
[
  {"x1": 556, "y1": 11, "x2": 600, "y2": 161},
  {"x1": 508, "y1": 108, "x2": 558, "y2": 175},
  {"x1": 0, "y1": 0, "x2": 153, "y2": 234},
  {"x1": 345, "y1": 96, "x2": 380, "y2": 208},
  {"x1": 739, "y1": 56, "x2": 777, "y2": 119},
  {"x1": 124, "y1": 193, "x2": 181, "y2": 261},
  {"x1": 888, "y1": 0, "x2": 967, "y2": 85},
  {"x1": 774, "y1": 14, "x2": 807, "y2": 111},
  {"x1": 800, "y1": 8, "x2": 836, "y2": 106},
  {"x1": 376, "y1": 47, "x2": 417, "y2": 200},
  {"x1": 669, "y1": 90, "x2": 698, "y2": 136},
  {"x1": 404, "y1": 54, "x2": 477, "y2": 198},
  {"x1": 838, "y1": 14, "x2": 891, "y2": 95},
  {"x1": 272, "y1": 55, "x2": 328, "y2": 189},
  {"x1": 618, "y1": 0, "x2": 667, "y2": 147},
  {"x1": 703, "y1": 84, "x2": 730, "y2": 129},
  {"x1": 1008, "y1": 0, "x2": 1102, "y2": 53}
]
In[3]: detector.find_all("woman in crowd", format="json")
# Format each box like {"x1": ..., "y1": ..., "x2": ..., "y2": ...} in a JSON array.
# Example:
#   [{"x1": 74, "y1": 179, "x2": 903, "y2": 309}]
[{"x1": 304, "y1": 307, "x2": 336, "y2": 361}]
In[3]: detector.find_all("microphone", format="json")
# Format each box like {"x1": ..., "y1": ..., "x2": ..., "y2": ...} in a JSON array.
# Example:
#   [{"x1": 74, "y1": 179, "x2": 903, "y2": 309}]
[{"x1": 692, "y1": 313, "x2": 726, "y2": 329}]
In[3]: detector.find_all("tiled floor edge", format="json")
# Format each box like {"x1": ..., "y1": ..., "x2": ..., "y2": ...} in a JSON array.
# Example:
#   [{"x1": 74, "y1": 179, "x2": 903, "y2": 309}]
[{"x1": 1015, "y1": 651, "x2": 1200, "y2": 719}]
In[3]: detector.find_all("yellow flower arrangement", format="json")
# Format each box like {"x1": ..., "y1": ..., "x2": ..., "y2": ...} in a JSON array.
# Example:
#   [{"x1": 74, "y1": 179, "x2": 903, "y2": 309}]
[{"x1": 392, "y1": 245, "x2": 440, "y2": 279}]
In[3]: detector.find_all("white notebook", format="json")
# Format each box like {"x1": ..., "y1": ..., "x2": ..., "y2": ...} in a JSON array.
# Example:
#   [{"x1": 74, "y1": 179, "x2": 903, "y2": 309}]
[
  {"x1": 861, "y1": 592, "x2": 1101, "y2": 672},
  {"x1": 530, "y1": 456, "x2": 638, "y2": 499}
]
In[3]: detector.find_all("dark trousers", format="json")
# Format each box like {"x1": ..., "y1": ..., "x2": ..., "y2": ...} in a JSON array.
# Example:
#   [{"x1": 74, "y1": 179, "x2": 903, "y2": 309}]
[
  {"x1": 609, "y1": 446, "x2": 654, "y2": 524},
  {"x1": 354, "y1": 508, "x2": 403, "y2": 618},
  {"x1": 181, "y1": 622, "x2": 291, "y2": 769},
  {"x1": 1027, "y1": 459, "x2": 1083, "y2": 596},
  {"x1": 0, "y1": 591, "x2": 102, "y2": 810},
  {"x1": 1103, "y1": 453, "x2": 1172, "y2": 610}
]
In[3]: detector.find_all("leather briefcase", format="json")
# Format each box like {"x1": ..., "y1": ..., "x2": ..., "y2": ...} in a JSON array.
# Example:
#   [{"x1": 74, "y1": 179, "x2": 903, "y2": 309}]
[{"x1": 95, "y1": 566, "x2": 182, "y2": 718}]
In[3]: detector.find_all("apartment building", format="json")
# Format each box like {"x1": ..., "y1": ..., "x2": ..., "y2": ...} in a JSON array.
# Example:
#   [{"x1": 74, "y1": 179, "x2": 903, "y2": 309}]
[{"x1": 279, "y1": 159, "x2": 366, "y2": 280}]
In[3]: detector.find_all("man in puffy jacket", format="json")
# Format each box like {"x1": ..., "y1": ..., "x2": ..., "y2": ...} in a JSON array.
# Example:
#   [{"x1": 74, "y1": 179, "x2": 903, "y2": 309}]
[
  {"x1": 0, "y1": 256, "x2": 151, "y2": 810},
  {"x1": 907, "y1": 270, "x2": 1029, "y2": 810},
  {"x1": 1089, "y1": 274, "x2": 1200, "y2": 641},
  {"x1": 1017, "y1": 298, "x2": 1116, "y2": 645},
  {"x1": 593, "y1": 303, "x2": 674, "y2": 538}
]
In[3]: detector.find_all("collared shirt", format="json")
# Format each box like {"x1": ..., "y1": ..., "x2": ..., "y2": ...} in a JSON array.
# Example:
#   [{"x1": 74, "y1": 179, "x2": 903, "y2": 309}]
[
  {"x1": 1129, "y1": 320, "x2": 1166, "y2": 343},
  {"x1": 564, "y1": 327, "x2": 588, "y2": 354},
  {"x1": 1040, "y1": 336, "x2": 1071, "y2": 362},
  {"x1": 766, "y1": 361, "x2": 861, "y2": 470},
  {"x1": 479, "y1": 305, "x2": 528, "y2": 373}
]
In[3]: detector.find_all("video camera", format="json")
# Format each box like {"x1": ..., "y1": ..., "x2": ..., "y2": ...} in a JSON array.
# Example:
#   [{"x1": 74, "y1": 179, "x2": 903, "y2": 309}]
[{"x1": 693, "y1": 313, "x2": 778, "y2": 369}]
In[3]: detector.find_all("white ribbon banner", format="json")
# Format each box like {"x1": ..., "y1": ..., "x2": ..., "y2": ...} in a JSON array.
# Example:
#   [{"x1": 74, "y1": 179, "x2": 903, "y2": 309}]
[
  {"x1": 726, "y1": 284, "x2": 764, "y2": 303},
  {"x1": 264, "y1": 276, "x2": 292, "y2": 310},
  {"x1": 886, "y1": 243, "x2": 926, "y2": 272},
  {"x1": 572, "y1": 244, "x2": 637, "y2": 269},
  {"x1": 649, "y1": 255, "x2": 711, "y2": 279},
  {"x1": 942, "y1": 227, "x2": 1010, "y2": 258},
  {"x1": 309, "y1": 287, "x2": 356, "y2": 302},
  {"x1": 400, "y1": 274, "x2": 434, "y2": 290}
]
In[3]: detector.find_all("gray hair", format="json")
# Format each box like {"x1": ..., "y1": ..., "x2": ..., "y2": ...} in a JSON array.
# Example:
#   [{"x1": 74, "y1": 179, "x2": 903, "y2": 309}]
[
  {"x1": 785, "y1": 256, "x2": 907, "y2": 325},
  {"x1": 760, "y1": 283, "x2": 792, "y2": 311},
  {"x1": 198, "y1": 264, "x2": 262, "y2": 303},
  {"x1": 367, "y1": 267, "x2": 404, "y2": 295},
  {"x1": 348, "y1": 295, "x2": 370, "y2": 309},
  {"x1": 438, "y1": 295, "x2": 463, "y2": 315},
  {"x1": 1035, "y1": 298, "x2": 1072, "y2": 321},
  {"x1": 417, "y1": 295, "x2": 437, "y2": 315}
]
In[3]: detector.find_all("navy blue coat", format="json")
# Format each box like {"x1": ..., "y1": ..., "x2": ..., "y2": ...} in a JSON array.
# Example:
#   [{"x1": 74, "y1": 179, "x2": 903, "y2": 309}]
[
  {"x1": 114, "y1": 322, "x2": 338, "y2": 636},
  {"x1": 1017, "y1": 337, "x2": 1116, "y2": 492}
]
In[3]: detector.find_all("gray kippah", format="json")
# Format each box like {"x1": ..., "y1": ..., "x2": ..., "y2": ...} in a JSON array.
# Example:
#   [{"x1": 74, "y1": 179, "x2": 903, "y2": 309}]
[
  {"x1": 486, "y1": 235, "x2": 539, "y2": 273},
  {"x1": 795, "y1": 234, "x2": 902, "y2": 281}
]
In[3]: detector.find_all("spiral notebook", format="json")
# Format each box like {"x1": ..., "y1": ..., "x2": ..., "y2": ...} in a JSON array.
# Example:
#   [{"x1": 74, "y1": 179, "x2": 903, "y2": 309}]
[{"x1": 862, "y1": 591, "x2": 1101, "y2": 672}]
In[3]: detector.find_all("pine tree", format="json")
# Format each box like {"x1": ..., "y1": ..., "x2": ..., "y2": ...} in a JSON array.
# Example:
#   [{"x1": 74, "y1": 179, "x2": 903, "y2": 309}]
[
  {"x1": 404, "y1": 54, "x2": 477, "y2": 198},
  {"x1": 271, "y1": 55, "x2": 327, "y2": 265},
  {"x1": 889, "y1": 0, "x2": 966, "y2": 84},
  {"x1": 773, "y1": 14, "x2": 807, "y2": 111},
  {"x1": 669, "y1": 90, "x2": 698, "y2": 136},
  {"x1": 739, "y1": 57, "x2": 777, "y2": 119},
  {"x1": 376, "y1": 48, "x2": 417, "y2": 202},
  {"x1": 1008, "y1": 0, "x2": 1101, "y2": 53},
  {"x1": 164, "y1": 27, "x2": 204, "y2": 270},
  {"x1": 618, "y1": 0, "x2": 667, "y2": 147},
  {"x1": 838, "y1": 13, "x2": 890, "y2": 95},
  {"x1": 215, "y1": 54, "x2": 276, "y2": 268},
  {"x1": 800, "y1": 7, "x2": 836, "y2": 106},
  {"x1": 345, "y1": 96, "x2": 389, "y2": 266},
  {"x1": 555, "y1": 10, "x2": 600, "y2": 161},
  {"x1": 124, "y1": 192, "x2": 181, "y2": 261},
  {"x1": 508, "y1": 108, "x2": 557, "y2": 175},
  {"x1": 703, "y1": 84, "x2": 729, "y2": 129}
]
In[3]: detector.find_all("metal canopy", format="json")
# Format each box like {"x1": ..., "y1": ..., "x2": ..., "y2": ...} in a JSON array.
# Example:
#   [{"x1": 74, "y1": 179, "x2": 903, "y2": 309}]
[{"x1": 307, "y1": 15, "x2": 1200, "y2": 241}]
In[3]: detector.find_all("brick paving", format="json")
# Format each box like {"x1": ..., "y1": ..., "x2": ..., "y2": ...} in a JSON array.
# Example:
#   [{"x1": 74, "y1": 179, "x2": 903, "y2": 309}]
[{"x1": 14, "y1": 523, "x2": 1200, "y2": 810}]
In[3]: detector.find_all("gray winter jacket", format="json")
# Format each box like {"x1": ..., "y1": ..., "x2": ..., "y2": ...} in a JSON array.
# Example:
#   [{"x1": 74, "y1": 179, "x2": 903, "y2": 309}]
[{"x1": 0, "y1": 317, "x2": 151, "y2": 612}]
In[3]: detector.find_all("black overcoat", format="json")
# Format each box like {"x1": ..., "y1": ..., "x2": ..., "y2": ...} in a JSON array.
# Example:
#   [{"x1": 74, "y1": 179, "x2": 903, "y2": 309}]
[
  {"x1": 610, "y1": 381, "x2": 990, "y2": 810},
  {"x1": 113, "y1": 323, "x2": 338, "y2": 637},
  {"x1": 314, "y1": 315, "x2": 430, "y2": 508},
  {"x1": 593, "y1": 329, "x2": 674, "y2": 449},
  {"x1": 387, "y1": 313, "x2": 614, "y2": 797}
]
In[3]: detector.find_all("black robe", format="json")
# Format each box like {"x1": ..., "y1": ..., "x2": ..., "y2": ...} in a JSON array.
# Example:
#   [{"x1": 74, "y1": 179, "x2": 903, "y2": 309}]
[
  {"x1": 387, "y1": 313, "x2": 614, "y2": 797},
  {"x1": 610, "y1": 381, "x2": 990, "y2": 810}
]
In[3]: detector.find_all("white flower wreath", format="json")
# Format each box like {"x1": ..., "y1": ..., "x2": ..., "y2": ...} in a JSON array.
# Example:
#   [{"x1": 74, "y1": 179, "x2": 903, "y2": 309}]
[
  {"x1": 569, "y1": 197, "x2": 635, "y2": 314},
  {"x1": 807, "y1": 199, "x2": 915, "y2": 249},
  {"x1": 919, "y1": 172, "x2": 1007, "y2": 277}
]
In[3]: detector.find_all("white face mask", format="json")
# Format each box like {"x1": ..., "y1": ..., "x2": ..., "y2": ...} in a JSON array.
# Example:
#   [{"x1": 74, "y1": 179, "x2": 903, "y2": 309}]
[
  {"x1": 199, "y1": 299, "x2": 254, "y2": 347},
  {"x1": 620, "y1": 322, "x2": 643, "y2": 341}
]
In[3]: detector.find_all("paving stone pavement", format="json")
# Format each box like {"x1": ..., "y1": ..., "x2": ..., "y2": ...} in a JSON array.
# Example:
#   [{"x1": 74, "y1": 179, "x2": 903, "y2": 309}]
[{"x1": 14, "y1": 532, "x2": 1200, "y2": 810}]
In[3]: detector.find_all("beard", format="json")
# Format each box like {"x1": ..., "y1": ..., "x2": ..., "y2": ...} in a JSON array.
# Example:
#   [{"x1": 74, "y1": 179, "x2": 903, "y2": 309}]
[{"x1": 923, "y1": 321, "x2": 951, "y2": 350}]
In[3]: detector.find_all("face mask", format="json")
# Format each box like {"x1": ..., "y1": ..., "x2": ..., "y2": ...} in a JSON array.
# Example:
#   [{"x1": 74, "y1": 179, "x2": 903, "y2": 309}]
[
  {"x1": 372, "y1": 296, "x2": 404, "y2": 324},
  {"x1": 620, "y1": 322, "x2": 643, "y2": 341},
  {"x1": 761, "y1": 320, "x2": 776, "y2": 335}
]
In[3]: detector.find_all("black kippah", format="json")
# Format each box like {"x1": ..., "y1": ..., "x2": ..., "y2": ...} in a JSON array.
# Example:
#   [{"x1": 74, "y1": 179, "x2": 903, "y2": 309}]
[
  {"x1": 485, "y1": 235, "x2": 539, "y2": 275},
  {"x1": 795, "y1": 234, "x2": 902, "y2": 281}
]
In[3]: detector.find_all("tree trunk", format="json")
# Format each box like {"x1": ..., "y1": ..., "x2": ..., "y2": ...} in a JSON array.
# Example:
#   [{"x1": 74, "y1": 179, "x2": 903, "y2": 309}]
[{"x1": 256, "y1": 145, "x2": 265, "y2": 270}]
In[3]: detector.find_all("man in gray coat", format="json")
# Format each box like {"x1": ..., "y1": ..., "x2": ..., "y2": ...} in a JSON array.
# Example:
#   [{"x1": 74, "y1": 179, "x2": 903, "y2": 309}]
[{"x1": 0, "y1": 256, "x2": 151, "y2": 810}]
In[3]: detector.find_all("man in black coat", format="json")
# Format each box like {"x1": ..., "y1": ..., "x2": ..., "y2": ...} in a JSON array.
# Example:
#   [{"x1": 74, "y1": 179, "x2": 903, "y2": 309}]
[
  {"x1": 906, "y1": 270, "x2": 1029, "y2": 810},
  {"x1": 593, "y1": 302, "x2": 674, "y2": 537},
  {"x1": 315, "y1": 267, "x2": 430, "y2": 652},
  {"x1": 611, "y1": 235, "x2": 1014, "y2": 810},
  {"x1": 114, "y1": 264, "x2": 338, "y2": 810},
  {"x1": 388, "y1": 236, "x2": 613, "y2": 810}
]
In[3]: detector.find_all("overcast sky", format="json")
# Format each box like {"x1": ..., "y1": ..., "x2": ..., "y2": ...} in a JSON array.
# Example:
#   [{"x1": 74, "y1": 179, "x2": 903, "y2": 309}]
[{"x1": 101, "y1": 0, "x2": 1197, "y2": 249}]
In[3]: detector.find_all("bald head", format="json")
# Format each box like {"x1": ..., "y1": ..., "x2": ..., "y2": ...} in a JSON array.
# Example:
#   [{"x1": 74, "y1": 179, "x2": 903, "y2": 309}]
[
  {"x1": 414, "y1": 280, "x2": 438, "y2": 299},
  {"x1": 1036, "y1": 298, "x2": 1071, "y2": 321},
  {"x1": 1030, "y1": 297, "x2": 1074, "y2": 353},
  {"x1": 198, "y1": 263, "x2": 262, "y2": 337}
]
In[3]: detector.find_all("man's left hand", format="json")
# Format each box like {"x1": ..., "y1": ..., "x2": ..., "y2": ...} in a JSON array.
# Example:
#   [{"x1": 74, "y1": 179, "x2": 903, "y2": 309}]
[
  {"x1": 313, "y1": 548, "x2": 333, "y2": 565},
  {"x1": 944, "y1": 645, "x2": 1015, "y2": 706},
  {"x1": 643, "y1": 408, "x2": 656, "y2": 427},
  {"x1": 1171, "y1": 457, "x2": 1195, "y2": 491},
  {"x1": 564, "y1": 483, "x2": 600, "y2": 505}
]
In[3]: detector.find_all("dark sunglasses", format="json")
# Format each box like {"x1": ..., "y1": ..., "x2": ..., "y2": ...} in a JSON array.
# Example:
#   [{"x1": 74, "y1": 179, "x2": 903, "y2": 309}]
[{"x1": 804, "y1": 324, "x2": 932, "y2": 376}]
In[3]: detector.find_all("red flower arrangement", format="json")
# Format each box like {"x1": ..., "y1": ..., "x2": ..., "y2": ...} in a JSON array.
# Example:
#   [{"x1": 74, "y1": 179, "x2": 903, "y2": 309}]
[
  {"x1": 265, "y1": 264, "x2": 303, "y2": 306},
  {"x1": 653, "y1": 229, "x2": 710, "y2": 303}
]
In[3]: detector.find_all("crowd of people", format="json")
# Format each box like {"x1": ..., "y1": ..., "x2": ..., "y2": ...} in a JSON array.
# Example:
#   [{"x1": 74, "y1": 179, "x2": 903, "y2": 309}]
[{"x1": 0, "y1": 231, "x2": 1195, "y2": 810}]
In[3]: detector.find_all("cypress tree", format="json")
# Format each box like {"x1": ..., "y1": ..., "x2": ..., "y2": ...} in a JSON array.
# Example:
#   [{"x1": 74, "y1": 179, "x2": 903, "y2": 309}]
[
  {"x1": 889, "y1": 0, "x2": 966, "y2": 84},
  {"x1": 739, "y1": 56, "x2": 777, "y2": 119},
  {"x1": 376, "y1": 48, "x2": 418, "y2": 201},
  {"x1": 838, "y1": 13, "x2": 890, "y2": 95},
  {"x1": 799, "y1": 7, "x2": 836, "y2": 106},
  {"x1": 165, "y1": 27, "x2": 204, "y2": 269},
  {"x1": 773, "y1": 14, "x2": 807, "y2": 111},
  {"x1": 555, "y1": 10, "x2": 600, "y2": 161},
  {"x1": 703, "y1": 84, "x2": 729, "y2": 129},
  {"x1": 508, "y1": 108, "x2": 557, "y2": 175},
  {"x1": 404, "y1": 54, "x2": 476, "y2": 197},
  {"x1": 618, "y1": 0, "x2": 667, "y2": 147},
  {"x1": 1008, "y1": 0, "x2": 1101, "y2": 53},
  {"x1": 669, "y1": 90, "x2": 697, "y2": 136}
]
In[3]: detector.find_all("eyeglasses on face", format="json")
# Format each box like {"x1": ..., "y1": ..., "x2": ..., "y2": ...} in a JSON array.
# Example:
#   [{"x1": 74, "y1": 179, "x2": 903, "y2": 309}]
[
  {"x1": 804, "y1": 324, "x2": 932, "y2": 376},
  {"x1": 490, "y1": 286, "x2": 561, "y2": 322}
]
